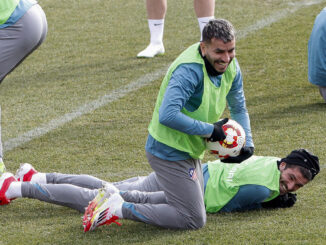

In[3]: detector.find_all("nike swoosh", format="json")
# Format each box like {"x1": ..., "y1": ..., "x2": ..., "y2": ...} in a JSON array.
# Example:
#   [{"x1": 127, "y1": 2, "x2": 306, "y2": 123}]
[{"x1": 154, "y1": 23, "x2": 163, "y2": 26}]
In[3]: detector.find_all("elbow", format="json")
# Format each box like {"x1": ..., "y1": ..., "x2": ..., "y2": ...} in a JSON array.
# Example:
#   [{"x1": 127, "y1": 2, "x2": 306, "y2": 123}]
[
  {"x1": 158, "y1": 107, "x2": 177, "y2": 126},
  {"x1": 158, "y1": 111, "x2": 171, "y2": 126}
]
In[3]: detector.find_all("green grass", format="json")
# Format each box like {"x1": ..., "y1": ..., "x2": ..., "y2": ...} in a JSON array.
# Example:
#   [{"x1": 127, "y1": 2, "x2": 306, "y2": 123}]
[{"x1": 1, "y1": 0, "x2": 326, "y2": 244}]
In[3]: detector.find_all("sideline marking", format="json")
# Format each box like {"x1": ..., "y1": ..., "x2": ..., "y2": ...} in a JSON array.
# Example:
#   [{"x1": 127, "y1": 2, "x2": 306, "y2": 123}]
[{"x1": 3, "y1": 0, "x2": 322, "y2": 152}]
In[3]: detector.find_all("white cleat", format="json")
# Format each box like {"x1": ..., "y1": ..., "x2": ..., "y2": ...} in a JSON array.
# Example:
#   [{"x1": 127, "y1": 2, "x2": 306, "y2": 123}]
[
  {"x1": 83, "y1": 193, "x2": 123, "y2": 232},
  {"x1": 0, "y1": 172, "x2": 17, "y2": 205},
  {"x1": 82, "y1": 187, "x2": 115, "y2": 230},
  {"x1": 137, "y1": 43, "x2": 165, "y2": 58},
  {"x1": 103, "y1": 182, "x2": 119, "y2": 195},
  {"x1": 15, "y1": 163, "x2": 38, "y2": 182}
]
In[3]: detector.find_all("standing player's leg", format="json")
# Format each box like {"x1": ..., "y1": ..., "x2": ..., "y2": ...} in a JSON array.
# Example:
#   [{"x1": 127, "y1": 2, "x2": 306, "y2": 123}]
[
  {"x1": 137, "y1": 0, "x2": 166, "y2": 58},
  {"x1": 194, "y1": 0, "x2": 215, "y2": 41},
  {"x1": 0, "y1": 4, "x2": 47, "y2": 83}
]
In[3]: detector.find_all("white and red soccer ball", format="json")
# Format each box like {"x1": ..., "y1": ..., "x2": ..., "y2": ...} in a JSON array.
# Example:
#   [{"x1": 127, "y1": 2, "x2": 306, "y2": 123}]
[{"x1": 206, "y1": 119, "x2": 246, "y2": 160}]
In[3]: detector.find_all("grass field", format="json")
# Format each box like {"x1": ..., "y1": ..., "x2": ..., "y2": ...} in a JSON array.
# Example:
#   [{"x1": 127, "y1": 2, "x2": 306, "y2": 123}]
[{"x1": 1, "y1": 0, "x2": 326, "y2": 244}]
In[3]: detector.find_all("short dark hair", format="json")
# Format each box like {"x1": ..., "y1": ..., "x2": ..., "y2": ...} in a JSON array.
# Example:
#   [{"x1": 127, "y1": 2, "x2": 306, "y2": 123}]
[
  {"x1": 284, "y1": 163, "x2": 313, "y2": 181},
  {"x1": 279, "y1": 149, "x2": 320, "y2": 180},
  {"x1": 202, "y1": 19, "x2": 236, "y2": 43}
]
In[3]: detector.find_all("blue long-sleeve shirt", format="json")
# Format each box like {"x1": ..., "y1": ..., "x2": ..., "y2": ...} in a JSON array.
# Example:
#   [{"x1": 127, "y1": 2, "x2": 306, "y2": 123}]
[{"x1": 146, "y1": 58, "x2": 253, "y2": 161}]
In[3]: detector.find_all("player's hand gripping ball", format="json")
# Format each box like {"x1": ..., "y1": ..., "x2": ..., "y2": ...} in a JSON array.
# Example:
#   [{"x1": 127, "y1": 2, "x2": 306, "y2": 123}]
[{"x1": 206, "y1": 119, "x2": 246, "y2": 160}]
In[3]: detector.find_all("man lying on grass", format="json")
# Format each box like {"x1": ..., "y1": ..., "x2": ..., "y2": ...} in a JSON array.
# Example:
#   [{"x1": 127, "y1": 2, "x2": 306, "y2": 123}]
[{"x1": 0, "y1": 148, "x2": 319, "y2": 232}]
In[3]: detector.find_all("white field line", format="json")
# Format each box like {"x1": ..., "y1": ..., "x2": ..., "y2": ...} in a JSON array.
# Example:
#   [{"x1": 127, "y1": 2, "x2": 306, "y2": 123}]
[
  {"x1": 3, "y1": 0, "x2": 323, "y2": 153},
  {"x1": 237, "y1": 0, "x2": 325, "y2": 39}
]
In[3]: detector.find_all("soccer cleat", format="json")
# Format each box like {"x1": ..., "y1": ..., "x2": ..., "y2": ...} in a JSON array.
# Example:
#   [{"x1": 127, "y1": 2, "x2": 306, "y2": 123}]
[
  {"x1": 0, "y1": 172, "x2": 17, "y2": 205},
  {"x1": 82, "y1": 187, "x2": 111, "y2": 230},
  {"x1": 137, "y1": 43, "x2": 165, "y2": 58},
  {"x1": 83, "y1": 193, "x2": 123, "y2": 232},
  {"x1": 103, "y1": 182, "x2": 119, "y2": 195},
  {"x1": 82, "y1": 183, "x2": 119, "y2": 227},
  {"x1": 15, "y1": 163, "x2": 38, "y2": 182}
]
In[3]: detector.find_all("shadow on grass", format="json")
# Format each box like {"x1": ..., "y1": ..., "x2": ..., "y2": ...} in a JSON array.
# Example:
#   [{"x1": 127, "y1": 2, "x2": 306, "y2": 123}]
[
  {"x1": 282, "y1": 102, "x2": 326, "y2": 112},
  {"x1": 250, "y1": 102, "x2": 326, "y2": 121}
]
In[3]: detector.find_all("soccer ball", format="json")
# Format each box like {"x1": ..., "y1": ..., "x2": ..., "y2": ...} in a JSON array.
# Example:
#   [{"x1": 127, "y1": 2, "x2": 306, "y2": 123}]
[{"x1": 206, "y1": 119, "x2": 246, "y2": 160}]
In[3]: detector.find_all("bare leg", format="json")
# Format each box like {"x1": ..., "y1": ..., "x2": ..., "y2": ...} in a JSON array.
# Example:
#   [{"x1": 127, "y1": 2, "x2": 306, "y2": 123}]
[
  {"x1": 194, "y1": 0, "x2": 215, "y2": 41},
  {"x1": 146, "y1": 0, "x2": 167, "y2": 19},
  {"x1": 194, "y1": 0, "x2": 214, "y2": 17}
]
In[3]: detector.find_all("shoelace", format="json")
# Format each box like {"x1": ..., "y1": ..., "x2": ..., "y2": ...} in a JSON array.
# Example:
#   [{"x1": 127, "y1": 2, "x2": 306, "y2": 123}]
[
  {"x1": 95, "y1": 208, "x2": 122, "y2": 228},
  {"x1": 103, "y1": 215, "x2": 121, "y2": 226}
]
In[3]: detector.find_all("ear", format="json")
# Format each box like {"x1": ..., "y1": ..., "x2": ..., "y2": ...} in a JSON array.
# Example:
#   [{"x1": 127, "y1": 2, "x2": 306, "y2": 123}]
[
  {"x1": 200, "y1": 42, "x2": 206, "y2": 56},
  {"x1": 279, "y1": 162, "x2": 286, "y2": 171}
]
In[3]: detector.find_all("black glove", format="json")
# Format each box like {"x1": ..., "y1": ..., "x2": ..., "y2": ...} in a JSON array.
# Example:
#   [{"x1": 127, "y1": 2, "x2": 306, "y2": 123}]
[
  {"x1": 207, "y1": 118, "x2": 228, "y2": 142},
  {"x1": 221, "y1": 146, "x2": 254, "y2": 163},
  {"x1": 261, "y1": 193, "x2": 297, "y2": 209}
]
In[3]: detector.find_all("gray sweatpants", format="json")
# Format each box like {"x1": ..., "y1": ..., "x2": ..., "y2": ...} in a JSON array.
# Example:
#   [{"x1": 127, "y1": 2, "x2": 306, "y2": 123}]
[
  {"x1": 21, "y1": 171, "x2": 164, "y2": 213},
  {"x1": 121, "y1": 152, "x2": 206, "y2": 229},
  {"x1": 0, "y1": 4, "x2": 47, "y2": 83},
  {"x1": 22, "y1": 152, "x2": 206, "y2": 229}
]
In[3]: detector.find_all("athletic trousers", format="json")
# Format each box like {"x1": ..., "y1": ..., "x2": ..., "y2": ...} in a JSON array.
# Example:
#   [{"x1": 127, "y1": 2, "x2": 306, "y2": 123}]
[
  {"x1": 22, "y1": 152, "x2": 206, "y2": 229},
  {"x1": 0, "y1": 4, "x2": 47, "y2": 83}
]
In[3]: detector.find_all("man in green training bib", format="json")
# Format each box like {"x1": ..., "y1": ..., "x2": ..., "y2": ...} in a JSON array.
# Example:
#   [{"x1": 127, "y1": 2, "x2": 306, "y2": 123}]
[{"x1": 82, "y1": 18, "x2": 255, "y2": 231}]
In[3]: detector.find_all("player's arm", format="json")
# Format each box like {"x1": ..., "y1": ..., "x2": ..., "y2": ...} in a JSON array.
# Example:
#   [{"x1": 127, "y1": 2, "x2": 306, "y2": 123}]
[
  {"x1": 261, "y1": 193, "x2": 297, "y2": 209},
  {"x1": 158, "y1": 64, "x2": 214, "y2": 137},
  {"x1": 226, "y1": 59, "x2": 253, "y2": 148},
  {"x1": 220, "y1": 185, "x2": 271, "y2": 212},
  {"x1": 223, "y1": 59, "x2": 254, "y2": 163}
]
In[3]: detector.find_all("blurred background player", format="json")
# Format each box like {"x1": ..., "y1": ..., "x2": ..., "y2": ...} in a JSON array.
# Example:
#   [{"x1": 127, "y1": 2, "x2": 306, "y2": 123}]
[
  {"x1": 0, "y1": 0, "x2": 47, "y2": 83},
  {"x1": 308, "y1": 7, "x2": 326, "y2": 102},
  {"x1": 137, "y1": 0, "x2": 215, "y2": 58}
]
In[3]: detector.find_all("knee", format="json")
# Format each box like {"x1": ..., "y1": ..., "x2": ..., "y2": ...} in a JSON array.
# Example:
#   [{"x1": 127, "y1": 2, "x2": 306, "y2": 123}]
[
  {"x1": 193, "y1": 213, "x2": 207, "y2": 229},
  {"x1": 185, "y1": 211, "x2": 206, "y2": 230}
]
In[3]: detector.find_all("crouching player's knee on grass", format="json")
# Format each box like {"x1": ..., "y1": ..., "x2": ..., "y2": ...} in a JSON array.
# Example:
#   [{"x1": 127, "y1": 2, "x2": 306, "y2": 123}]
[
  {"x1": 110, "y1": 188, "x2": 206, "y2": 229},
  {"x1": 115, "y1": 198, "x2": 206, "y2": 230},
  {"x1": 185, "y1": 208, "x2": 207, "y2": 230}
]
